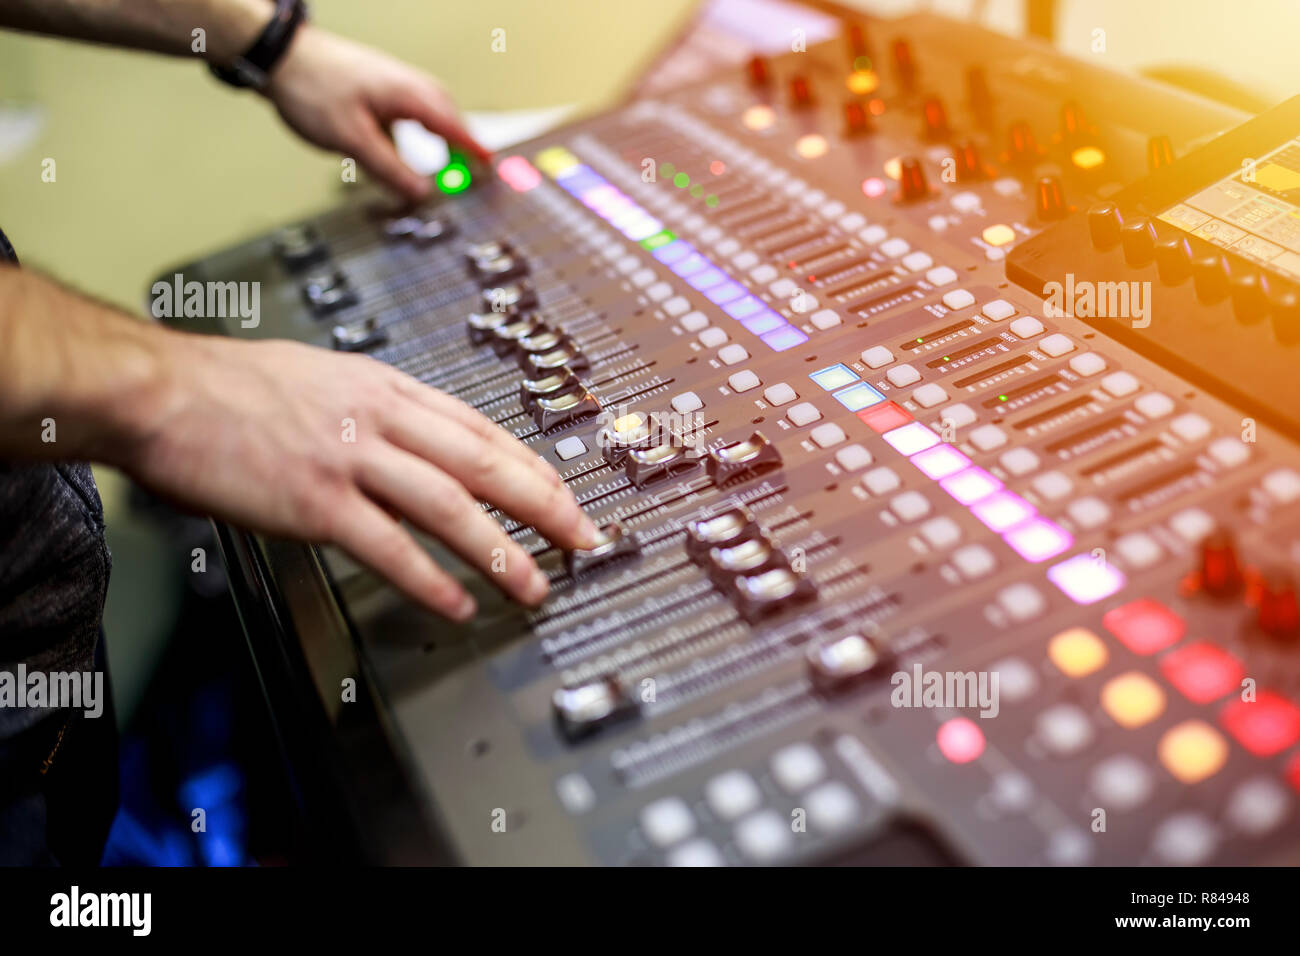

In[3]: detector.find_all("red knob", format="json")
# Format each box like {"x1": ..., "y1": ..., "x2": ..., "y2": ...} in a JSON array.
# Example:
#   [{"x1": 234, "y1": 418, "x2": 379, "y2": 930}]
[
  {"x1": 921, "y1": 96, "x2": 949, "y2": 141},
  {"x1": 1148, "y1": 135, "x2": 1175, "y2": 171},
  {"x1": 898, "y1": 157, "x2": 930, "y2": 202},
  {"x1": 1007, "y1": 120, "x2": 1038, "y2": 163},
  {"x1": 747, "y1": 55, "x2": 769, "y2": 87},
  {"x1": 1036, "y1": 176, "x2": 1066, "y2": 220},
  {"x1": 891, "y1": 39, "x2": 917, "y2": 91},
  {"x1": 1257, "y1": 568, "x2": 1299, "y2": 635},
  {"x1": 953, "y1": 140, "x2": 983, "y2": 181},
  {"x1": 1060, "y1": 101, "x2": 1088, "y2": 143},
  {"x1": 1199, "y1": 528, "x2": 1242, "y2": 597},
  {"x1": 789, "y1": 75, "x2": 814, "y2": 108},
  {"x1": 843, "y1": 100, "x2": 871, "y2": 137}
]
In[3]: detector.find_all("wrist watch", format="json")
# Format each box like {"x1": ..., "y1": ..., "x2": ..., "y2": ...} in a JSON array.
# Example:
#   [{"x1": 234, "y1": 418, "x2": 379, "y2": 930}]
[{"x1": 209, "y1": 0, "x2": 309, "y2": 91}]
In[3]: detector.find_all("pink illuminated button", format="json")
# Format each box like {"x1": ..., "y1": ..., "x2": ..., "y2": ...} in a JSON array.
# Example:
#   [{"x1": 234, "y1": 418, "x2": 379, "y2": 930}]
[
  {"x1": 882, "y1": 422, "x2": 941, "y2": 456},
  {"x1": 939, "y1": 467, "x2": 1003, "y2": 505},
  {"x1": 496, "y1": 155, "x2": 542, "y2": 192},
  {"x1": 1103, "y1": 598, "x2": 1185, "y2": 656},
  {"x1": 970, "y1": 491, "x2": 1035, "y2": 532},
  {"x1": 1048, "y1": 553, "x2": 1127, "y2": 604},
  {"x1": 1003, "y1": 518, "x2": 1073, "y2": 562},
  {"x1": 1219, "y1": 692, "x2": 1300, "y2": 758},
  {"x1": 910, "y1": 444, "x2": 971, "y2": 480},
  {"x1": 1159, "y1": 641, "x2": 1243, "y2": 704},
  {"x1": 937, "y1": 717, "x2": 986, "y2": 764},
  {"x1": 858, "y1": 401, "x2": 912, "y2": 433}
]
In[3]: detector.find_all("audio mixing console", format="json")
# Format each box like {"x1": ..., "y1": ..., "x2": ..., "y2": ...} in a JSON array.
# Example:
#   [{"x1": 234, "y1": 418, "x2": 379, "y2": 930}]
[{"x1": 162, "y1": 11, "x2": 1300, "y2": 865}]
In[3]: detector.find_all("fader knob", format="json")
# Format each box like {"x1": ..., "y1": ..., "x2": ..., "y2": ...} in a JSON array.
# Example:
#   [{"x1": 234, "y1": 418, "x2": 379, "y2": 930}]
[
  {"x1": 1035, "y1": 176, "x2": 1066, "y2": 220},
  {"x1": 1192, "y1": 255, "x2": 1231, "y2": 304},
  {"x1": 1086, "y1": 203, "x2": 1123, "y2": 250},
  {"x1": 1155, "y1": 236, "x2": 1192, "y2": 284},
  {"x1": 1257, "y1": 568, "x2": 1300, "y2": 636},
  {"x1": 1119, "y1": 217, "x2": 1157, "y2": 267},
  {"x1": 1198, "y1": 527, "x2": 1242, "y2": 597},
  {"x1": 897, "y1": 157, "x2": 930, "y2": 202}
]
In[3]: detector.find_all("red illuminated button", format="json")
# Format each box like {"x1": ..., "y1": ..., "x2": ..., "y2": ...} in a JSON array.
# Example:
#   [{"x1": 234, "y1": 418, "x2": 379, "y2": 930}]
[
  {"x1": 857, "y1": 401, "x2": 912, "y2": 433},
  {"x1": 1159, "y1": 641, "x2": 1244, "y2": 704},
  {"x1": 1288, "y1": 752, "x2": 1300, "y2": 794},
  {"x1": 937, "y1": 717, "x2": 985, "y2": 764},
  {"x1": 1102, "y1": 598, "x2": 1186, "y2": 655},
  {"x1": 1220, "y1": 692, "x2": 1300, "y2": 758}
]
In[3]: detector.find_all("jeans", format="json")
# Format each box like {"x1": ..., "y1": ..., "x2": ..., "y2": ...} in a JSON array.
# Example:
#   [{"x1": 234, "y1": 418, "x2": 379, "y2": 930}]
[{"x1": 0, "y1": 462, "x2": 117, "y2": 865}]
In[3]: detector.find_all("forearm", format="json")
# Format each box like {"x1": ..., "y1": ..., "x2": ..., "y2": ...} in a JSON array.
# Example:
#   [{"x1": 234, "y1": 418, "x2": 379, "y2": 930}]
[
  {"x1": 0, "y1": 267, "x2": 169, "y2": 466},
  {"x1": 0, "y1": 0, "x2": 274, "y2": 63}
]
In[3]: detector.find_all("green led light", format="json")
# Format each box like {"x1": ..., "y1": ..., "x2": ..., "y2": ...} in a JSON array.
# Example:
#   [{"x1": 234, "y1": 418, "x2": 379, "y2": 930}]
[
  {"x1": 915, "y1": 337, "x2": 923, "y2": 343},
  {"x1": 673, "y1": 172, "x2": 690, "y2": 188},
  {"x1": 690, "y1": 184, "x2": 704, "y2": 198},
  {"x1": 660, "y1": 162, "x2": 676, "y2": 178},
  {"x1": 853, "y1": 55, "x2": 872, "y2": 72},
  {"x1": 641, "y1": 229, "x2": 676, "y2": 251},
  {"x1": 999, "y1": 395, "x2": 1008, "y2": 402},
  {"x1": 705, "y1": 194, "x2": 719, "y2": 207},
  {"x1": 436, "y1": 162, "x2": 471, "y2": 194}
]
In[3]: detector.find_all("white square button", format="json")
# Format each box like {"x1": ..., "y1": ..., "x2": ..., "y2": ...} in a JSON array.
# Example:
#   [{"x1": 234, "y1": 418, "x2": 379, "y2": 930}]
[
  {"x1": 810, "y1": 423, "x2": 847, "y2": 447},
  {"x1": 942, "y1": 289, "x2": 976, "y2": 310},
  {"x1": 1010, "y1": 316, "x2": 1044, "y2": 339},
  {"x1": 705, "y1": 770, "x2": 762, "y2": 822},
  {"x1": 886, "y1": 364, "x2": 921, "y2": 387},
  {"x1": 640, "y1": 797, "x2": 695, "y2": 847},
  {"x1": 765, "y1": 382, "x2": 797, "y2": 406},
  {"x1": 862, "y1": 467, "x2": 901, "y2": 496},
  {"x1": 555, "y1": 436, "x2": 587, "y2": 461},
  {"x1": 835, "y1": 444, "x2": 873, "y2": 471},
  {"x1": 718, "y1": 344, "x2": 749, "y2": 365},
  {"x1": 770, "y1": 743, "x2": 825, "y2": 793},
  {"x1": 861, "y1": 345, "x2": 894, "y2": 368},
  {"x1": 1038, "y1": 333, "x2": 1074, "y2": 357},
  {"x1": 969, "y1": 424, "x2": 1007, "y2": 451},
  {"x1": 787, "y1": 402, "x2": 822, "y2": 426},
  {"x1": 912, "y1": 383, "x2": 948, "y2": 408}
]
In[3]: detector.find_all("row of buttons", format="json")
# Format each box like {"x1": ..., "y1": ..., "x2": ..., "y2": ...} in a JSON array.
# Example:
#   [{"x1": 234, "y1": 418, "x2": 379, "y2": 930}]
[{"x1": 639, "y1": 741, "x2": 862, "y2": 865}]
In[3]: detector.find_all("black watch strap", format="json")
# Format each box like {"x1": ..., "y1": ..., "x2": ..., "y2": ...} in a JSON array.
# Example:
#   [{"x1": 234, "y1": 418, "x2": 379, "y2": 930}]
[{"x1": 209, "y1": 0, "x2": 309, "y2": 91}]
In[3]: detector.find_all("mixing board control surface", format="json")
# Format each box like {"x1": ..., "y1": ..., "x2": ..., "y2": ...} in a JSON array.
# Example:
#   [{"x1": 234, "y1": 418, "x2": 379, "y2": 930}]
[{"x1": 166, "y1": 13, "x2": 1300, "y2": 865}]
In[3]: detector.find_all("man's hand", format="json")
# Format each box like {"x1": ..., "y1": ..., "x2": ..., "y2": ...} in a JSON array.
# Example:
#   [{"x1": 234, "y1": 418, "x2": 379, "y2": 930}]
[
  {"x1": 123, "y1": 333, "x2": 598, "y2": 620},
  {"x1": 265, "y1": 25, "x2": 492, "y2": 201},
  {"x1": 0, "y1": 268, "x2": 598, "y2": 620}
]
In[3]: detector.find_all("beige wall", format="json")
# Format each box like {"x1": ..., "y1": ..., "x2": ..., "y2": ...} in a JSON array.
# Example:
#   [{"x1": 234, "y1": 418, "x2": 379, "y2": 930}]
[{"x1": 0, "y1": 0, "x2": 695, "y2": 311}]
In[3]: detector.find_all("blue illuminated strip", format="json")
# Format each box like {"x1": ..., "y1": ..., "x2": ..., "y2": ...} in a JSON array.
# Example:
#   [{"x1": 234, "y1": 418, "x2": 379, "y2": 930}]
[{"x1": 550, "y1": 162, "x2": 795, "y2": 350}]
